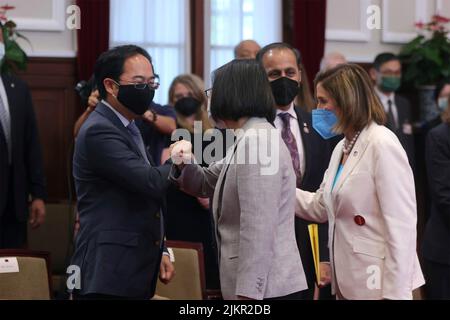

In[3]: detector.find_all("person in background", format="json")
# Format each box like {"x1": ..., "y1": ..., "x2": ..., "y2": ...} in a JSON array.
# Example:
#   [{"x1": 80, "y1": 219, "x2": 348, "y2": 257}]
[
  {"x1": 257, "y1": 42, "x2": 340, "y2": 300},
  {"x1": 295, "y1": 63, "x2": 425, "y2": 300},
  {"x1": 234, "y1": 40, "x2": 261, "y2": 60},
  {"x1": 296, "y1": 63, "x2": 316, "y2": 112},
  {"x1": 0, "y1": 25, "x2": 47, "y2": 249},
  {"x1": 71, "y1": 45, "x2": 174, "y2": 300},
  {"x1": 370, "y1": 53, "x2": 415, "y2": 168},
  {"x1": 170, "y1": 59, "x2": 308, "y2": 300},
  {"x1": 162, "y1": 74, "x2": 220, "y2": 291},
  {"x1": 320, "y1": 52, "x2": 347, "y2": 72},
  {"x1": 422, "y1": 102, "x2": 450, "y2": 300}
]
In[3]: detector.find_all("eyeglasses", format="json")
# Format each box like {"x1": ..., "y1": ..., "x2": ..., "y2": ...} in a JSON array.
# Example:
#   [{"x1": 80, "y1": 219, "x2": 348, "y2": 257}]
[
  {"x1": 205, "y1": 88, "x2": 212, "y2": 98},
  {"x1": 116, "y1": 75, "x2": 160, "y2": 90}
]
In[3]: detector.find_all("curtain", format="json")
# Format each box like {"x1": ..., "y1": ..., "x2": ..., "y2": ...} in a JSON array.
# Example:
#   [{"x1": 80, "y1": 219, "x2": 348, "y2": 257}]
[
  {"x1": 292, "y1": 0, "x2": 327, "y2": 85},
  {"x1": 76, "y1": 0, "x2": 110, "y2": 82}
]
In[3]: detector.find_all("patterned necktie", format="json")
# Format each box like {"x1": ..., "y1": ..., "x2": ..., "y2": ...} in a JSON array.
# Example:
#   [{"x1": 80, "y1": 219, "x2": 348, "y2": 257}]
[
  {"x1": 0, "y1": 94, "x2": 11, "y2": 164},
  {"x1": 127, "y1": 121, "x2": 150, "y2": 165},
  {"x1": 279, "y1": 113, "x2": 302, "y2": 187},
  {"x1": 387, "y1": 99, "x2": 398, "y2": 130}
]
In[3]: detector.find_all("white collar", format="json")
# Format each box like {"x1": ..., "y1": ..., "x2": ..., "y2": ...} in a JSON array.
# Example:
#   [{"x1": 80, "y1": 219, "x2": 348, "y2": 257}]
[
  {"x1": 102, "y1": 99, "x2": 131, "y2": 128},
  {"x1": 276, "y1": 103, "x2": 298, "y2": 120},
  {"x1": 375, "y1": 86, "x2": 396, "y2": 104}
]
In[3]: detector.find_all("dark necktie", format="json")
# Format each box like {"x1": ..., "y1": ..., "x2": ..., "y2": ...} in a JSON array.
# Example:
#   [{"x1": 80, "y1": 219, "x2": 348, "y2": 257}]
[
  {"x1": 127, "y1": 121, "x2": 151, "y2": 165},
  {"x1": 279, "y1": 113, "x2": 302, "y2": 187},
  {"x1": 387, "y1": 99, "x2": 398, "y2": 130}
]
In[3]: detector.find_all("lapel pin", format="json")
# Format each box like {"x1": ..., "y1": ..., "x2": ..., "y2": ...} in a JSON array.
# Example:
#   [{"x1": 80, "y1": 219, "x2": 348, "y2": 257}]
[
  {"x1": 354, "y1": 215, "x2": 366, "y2": 226},
  {"x1": 353, "y1": 151, "x2": 358, "y2": 157},
  {"x1": 303, "y1": 123, "x2": 310, "y2": 134},
  {"x1": 11, "y1": 83, "x2": 15, "y2": 88}
]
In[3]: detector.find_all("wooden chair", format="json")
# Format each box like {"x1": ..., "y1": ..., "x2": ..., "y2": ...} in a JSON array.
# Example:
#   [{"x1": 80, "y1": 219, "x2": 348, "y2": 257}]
[
  {"x1": 155, "y1": 240, "x2": 207, "y2": 300},
  {"x1": 0, "y1": 250, "x2": 52, "y2": 300}
]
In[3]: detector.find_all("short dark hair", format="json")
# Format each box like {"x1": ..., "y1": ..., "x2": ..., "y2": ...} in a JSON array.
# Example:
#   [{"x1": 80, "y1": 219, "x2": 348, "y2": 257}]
[
  {"x1": 256, "y1": 42, "x2": 302, "y2": 67},
  {"x1": 94, "y1": 45, "x2": 153, "y2": 99},
  {"x1": 373, "y1": 52, "x2": 400, "y2": 71},
  {"x1": 210, "y1": 59, "x2": 276, "y2": 123}
]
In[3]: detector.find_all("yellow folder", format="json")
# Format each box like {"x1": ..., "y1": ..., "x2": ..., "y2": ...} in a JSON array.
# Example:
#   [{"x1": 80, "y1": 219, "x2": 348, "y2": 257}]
[{"x1": 308, "y1": 224, "x2": 320, "y2": 284}]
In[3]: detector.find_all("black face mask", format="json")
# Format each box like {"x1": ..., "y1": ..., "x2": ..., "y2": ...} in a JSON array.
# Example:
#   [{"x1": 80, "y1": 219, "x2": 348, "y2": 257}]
[
  {"x1": 174, "y1": 97, "x2": 201, "y2": 117},
  {"x1": 116, "y1": 84, "x2": 155, "y2": 115},
  {"x1": 270, "y1": 77, "x2": 299, "y2": 106}
]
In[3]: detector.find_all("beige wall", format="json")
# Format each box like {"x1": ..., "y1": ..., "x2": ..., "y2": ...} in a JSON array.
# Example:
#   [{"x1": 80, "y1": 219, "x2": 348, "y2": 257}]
[
  {"x1": 325, "y1": 0, "x2": 450, "y2": 63},
  {"x1": 6, "y1": 0, "x2": 76, "y2": 57}
]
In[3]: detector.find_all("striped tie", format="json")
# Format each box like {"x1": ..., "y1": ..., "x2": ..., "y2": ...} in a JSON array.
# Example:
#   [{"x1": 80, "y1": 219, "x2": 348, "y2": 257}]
[{"x1": 0, "y1": 94, "x2": 11, "y2": 164}]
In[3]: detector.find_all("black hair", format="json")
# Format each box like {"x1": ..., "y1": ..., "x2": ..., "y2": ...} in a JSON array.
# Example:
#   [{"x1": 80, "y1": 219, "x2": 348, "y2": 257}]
[
  {"x1": 256, "y1": 42, "x2": 302, "y2": 67},
  {"x1": 373, "y1": 52, "x2": 400, "y2": 71},
  {"x1": 94, "y1": 45, "x2": 153, "y2": 99},
  {"x1": 210, "y1": 59, "x2": 276, "y2": 123}
]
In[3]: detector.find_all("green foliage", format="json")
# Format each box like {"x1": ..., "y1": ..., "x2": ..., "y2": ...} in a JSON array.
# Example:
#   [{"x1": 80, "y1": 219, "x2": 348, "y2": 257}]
[{"x1": 400, "y1": 16, "x2": 450, "y2": 86}]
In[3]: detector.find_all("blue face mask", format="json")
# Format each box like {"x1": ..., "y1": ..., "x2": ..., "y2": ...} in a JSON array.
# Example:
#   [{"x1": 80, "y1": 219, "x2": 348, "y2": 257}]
[{"x1": 312, "y1": 109, "x2": 339, "y2": 140}]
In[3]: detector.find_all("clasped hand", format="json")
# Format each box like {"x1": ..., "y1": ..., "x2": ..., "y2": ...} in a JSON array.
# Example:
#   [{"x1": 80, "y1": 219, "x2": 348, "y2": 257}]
[{"x1": 170, "y1": 140, "x2": 193, "y2": 167}]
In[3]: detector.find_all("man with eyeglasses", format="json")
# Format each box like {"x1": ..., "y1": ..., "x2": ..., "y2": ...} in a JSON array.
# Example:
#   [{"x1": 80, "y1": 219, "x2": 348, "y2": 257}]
[
  {"x1": 74, "y1": 74, "x2": 177, "y2": 165},
  {"x1": 71, "y1": 45, "x2": 175, "y2": 300},
  {"x1": 370, "y1": 52, "x2": 415, "y2": 169}
]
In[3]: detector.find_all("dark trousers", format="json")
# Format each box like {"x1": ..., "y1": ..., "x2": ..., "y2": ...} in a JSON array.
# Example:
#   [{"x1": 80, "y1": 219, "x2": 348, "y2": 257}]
[
  {"x1": 423, "y1": 258, "x2": 450, "y2": 300},
  {"x1": 264, "y1": 291, "x2": 306, "y2": 301},
  {"x1": 72, "y1": 293, "x2": 143, "y2": 300},
  {"x1": 0, "y1": 169, "x2": 27, "y2": 249}
]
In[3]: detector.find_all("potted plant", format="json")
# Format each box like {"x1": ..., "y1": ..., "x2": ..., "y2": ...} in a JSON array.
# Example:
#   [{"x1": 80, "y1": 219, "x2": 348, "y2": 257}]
[
  {"x1": 399, "y1": 14, "x2": 450, "y2": 121},
  {"x1": 0, "y1": 4, "x2": 29, "y2": 74}
]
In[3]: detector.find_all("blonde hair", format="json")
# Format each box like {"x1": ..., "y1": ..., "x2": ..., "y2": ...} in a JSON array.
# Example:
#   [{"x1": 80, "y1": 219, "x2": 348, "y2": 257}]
[
  {"x1": 314, "y1": 63, "x2": 386, "y2": 133},
  {"x1": 168, "y1": 74, "x2": 212, "y2": 133}
]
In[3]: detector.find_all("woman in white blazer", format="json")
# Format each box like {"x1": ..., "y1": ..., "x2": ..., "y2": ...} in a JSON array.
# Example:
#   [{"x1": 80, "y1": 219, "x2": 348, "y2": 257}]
[{"x1": 295, "y1": 64, "x2": 425, "y2": 300}]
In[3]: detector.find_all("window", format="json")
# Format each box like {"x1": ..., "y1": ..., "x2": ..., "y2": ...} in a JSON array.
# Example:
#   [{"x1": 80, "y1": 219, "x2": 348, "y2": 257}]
[
  {"x1": 110, "y1": 0, "x2": 281, "y2": 104},
  {"x1": 110, "y1": 0, "x2": 190, "y2": 105},
  {"x1": 205, "y1": 0, "x2": 282, "y2": 85}
]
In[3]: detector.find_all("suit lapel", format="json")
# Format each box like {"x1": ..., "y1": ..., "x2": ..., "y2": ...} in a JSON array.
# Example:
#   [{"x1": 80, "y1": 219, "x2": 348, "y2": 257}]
[
  {"x1": 1, "y1": 75, "x2": 15, "y2": 148},
  {"x1": 95, "y1": 103, "x2": 146, "y2": 163},
  {"x1": 294, "y1": 106, "x2": 311, "y2": 185},
  {"x1": 331, "y1": 124, "x2": 374, "y2": 198}
]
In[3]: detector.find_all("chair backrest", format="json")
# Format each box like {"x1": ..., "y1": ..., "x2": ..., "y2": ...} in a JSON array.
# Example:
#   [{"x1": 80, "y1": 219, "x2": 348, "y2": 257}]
[
  {"x1": 0, "y1": 250, "x2": 52, "y2": 300},
  {"x1": 27, "y1": 203, "x2": 76, "y2": 275},
  {"x1": 155, "y1": 240, "x2": 207, "y2": 300}
]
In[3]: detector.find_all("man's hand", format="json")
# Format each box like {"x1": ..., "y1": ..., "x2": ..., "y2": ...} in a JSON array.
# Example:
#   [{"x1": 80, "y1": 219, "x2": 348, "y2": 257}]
[
  {"x1": 29, "y1": 199, "x2": 46, "y2": 229},
  {"x1": 170, "y1": 140, "x2": 193, "y2": 167},
  {"x1": 87, "y1": 90, "x2": 100, "y2": 110},
  {"x1": 319, "y1": 262, "x2": 332, "y2": 288},
  {"x1": 159, "y1": 255, "x2": 175, "y2": 285}
]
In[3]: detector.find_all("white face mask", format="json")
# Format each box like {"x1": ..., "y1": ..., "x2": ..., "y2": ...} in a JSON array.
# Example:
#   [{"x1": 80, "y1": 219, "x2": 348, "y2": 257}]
[
  {"x1": 0, "y1": 42, "x2": 5, "y2": 60},
  {"x1": 438, "y1": 96, "x2": 449, "y2": 112}
]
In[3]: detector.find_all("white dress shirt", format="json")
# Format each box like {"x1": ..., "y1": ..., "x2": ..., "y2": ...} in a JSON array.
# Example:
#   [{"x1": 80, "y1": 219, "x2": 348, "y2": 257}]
[
  {"x1": 0, "y1": 77, "x2": 11, "y2": 163},
  {"x1": 102, "y1": 99, "x2": 130, "y2": 127},
  {"x1": 274, "y1": 103, "x2": 305, "y2": 177},
  {"x1": 375, "y1": 87, "x2": 399, "y2": 127}
]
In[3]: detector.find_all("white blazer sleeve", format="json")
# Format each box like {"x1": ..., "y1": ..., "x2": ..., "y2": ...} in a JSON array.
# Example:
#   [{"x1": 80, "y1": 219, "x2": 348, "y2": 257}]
[
  {"x1": 295, "y1": 169, "x2": 329, "y2": 223},
  {"x1": 373, "y1": 137, "x2": 418, "y2": 300}
]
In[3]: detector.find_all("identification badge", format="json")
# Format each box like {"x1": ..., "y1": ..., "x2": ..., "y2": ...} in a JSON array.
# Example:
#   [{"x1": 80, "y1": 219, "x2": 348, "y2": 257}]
[{"x1": 403, "y1": 123, "x2": 413, "y2": 135}]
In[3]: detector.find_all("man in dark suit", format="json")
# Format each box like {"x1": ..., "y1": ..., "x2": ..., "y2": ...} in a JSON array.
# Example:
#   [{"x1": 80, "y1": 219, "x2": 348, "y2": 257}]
[
  {"x1": 0, "y1": 30, "x2": 47, "y2": 249},
  {"x1": 257, "y1": 43, "x2": 340, "y2": 300},
  {"x1": 422, "y1": 115, "x2": 450, "y2": 299},
  {"x1": 71, "y1": 45, "x2": 174, "y2": 300},
  {"x1": 370, "y1": 53, "x2": 415, "y2": 168}
]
